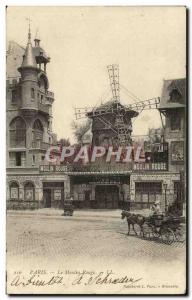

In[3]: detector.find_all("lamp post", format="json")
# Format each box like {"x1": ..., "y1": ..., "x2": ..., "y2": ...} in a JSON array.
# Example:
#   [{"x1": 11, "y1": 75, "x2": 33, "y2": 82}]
[{"x1": 163, "y1": 183, "x2": 168, "y2": 213}]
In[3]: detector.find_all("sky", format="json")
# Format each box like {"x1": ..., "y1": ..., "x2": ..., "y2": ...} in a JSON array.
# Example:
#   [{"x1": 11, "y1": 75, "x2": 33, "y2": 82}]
[{"x1": 6, "y1": 6, "x2": 186, "y2": 143}]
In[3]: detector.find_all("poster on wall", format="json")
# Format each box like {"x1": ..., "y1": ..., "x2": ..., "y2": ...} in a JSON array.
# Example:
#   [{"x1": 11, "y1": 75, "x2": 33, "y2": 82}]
[
  {"x1": 54, "y1": 189, "x2": 61, "y2": 200},
  {"x1": 25, "y1": 189, "x2": 33, "y2": 201},
  {"x1": 171, "y1": 141, "x2": 184, "y2": 161},
  {"x1": 10, "y1": 187, "x2": 18, "y2": 199},
  {"x1": 6, "y1": 6, "x2": 187, "y2": 296}
]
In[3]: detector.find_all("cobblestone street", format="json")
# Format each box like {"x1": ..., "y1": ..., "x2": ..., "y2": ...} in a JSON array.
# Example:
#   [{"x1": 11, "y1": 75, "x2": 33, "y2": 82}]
[{"x1": 6, "y1": 209, "x2": 186, "y2": 294}]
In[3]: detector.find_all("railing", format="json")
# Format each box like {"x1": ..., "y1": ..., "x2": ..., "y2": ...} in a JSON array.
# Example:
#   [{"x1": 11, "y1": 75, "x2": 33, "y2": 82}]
[
  {"x1": 6, "y1": 77, "x2": 21, "y2": 87},
  {"x1": 32, "y1": 141, "x2": 50, "y2": 150},
  {"x1": 46, "y1": 90, "x2": 54, "y2": 100},
  {"x1": 9, "y1": 141, "x2": 26, "y2": 148}
]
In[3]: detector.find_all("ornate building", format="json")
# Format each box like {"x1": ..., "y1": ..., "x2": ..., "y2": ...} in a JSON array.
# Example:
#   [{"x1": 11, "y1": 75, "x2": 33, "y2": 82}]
[
  {"x1": 130, "y1": 78, "x2": 186, "y2": 213},
  {"x1": 6, "y1": 28, "x2": 70, "y2": 209}
]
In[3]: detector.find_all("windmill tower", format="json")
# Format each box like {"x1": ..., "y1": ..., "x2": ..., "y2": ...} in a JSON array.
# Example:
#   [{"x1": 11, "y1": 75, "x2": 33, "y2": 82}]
[
  {"x1": 107, "y1": 64, "x2": 134, "y2": 145},
  {"x1": 75, "y1": 65, "x2": 160, "y2": 147}
]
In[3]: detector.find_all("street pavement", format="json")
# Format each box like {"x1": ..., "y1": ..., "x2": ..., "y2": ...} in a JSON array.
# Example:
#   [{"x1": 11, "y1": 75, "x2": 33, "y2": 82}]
[{"x1": 6, "y1": 209, "x2": 186, "y2": 294}]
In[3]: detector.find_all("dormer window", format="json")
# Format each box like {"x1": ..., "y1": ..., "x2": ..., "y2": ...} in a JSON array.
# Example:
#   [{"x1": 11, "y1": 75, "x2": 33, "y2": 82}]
[{"x1": 169, "y1": 88, "x2": 182, "y2": 103}]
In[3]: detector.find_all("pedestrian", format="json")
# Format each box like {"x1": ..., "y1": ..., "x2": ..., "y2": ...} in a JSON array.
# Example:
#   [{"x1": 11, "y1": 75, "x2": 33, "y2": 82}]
[{"x1": 151, "y1": 200, "x2": 162, "y2": 215}]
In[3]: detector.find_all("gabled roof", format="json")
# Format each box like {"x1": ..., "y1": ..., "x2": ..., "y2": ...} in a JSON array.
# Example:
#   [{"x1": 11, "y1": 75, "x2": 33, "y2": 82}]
[{"x1": 159, "y1": 78, "x2": 186, "y2": 110}]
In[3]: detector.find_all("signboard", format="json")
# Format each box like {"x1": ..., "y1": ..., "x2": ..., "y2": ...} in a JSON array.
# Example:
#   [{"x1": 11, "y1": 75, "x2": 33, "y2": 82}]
[{"x1": 40, "y1": 162, "x2": 168, "y2": 173}]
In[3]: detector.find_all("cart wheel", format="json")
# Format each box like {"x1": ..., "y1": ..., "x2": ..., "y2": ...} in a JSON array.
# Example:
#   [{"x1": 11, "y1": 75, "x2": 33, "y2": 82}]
[
  {"x1": 174, "y1": 227, "x2": 185, "y2": 243},
  {"x1": 152, "y1": 230, "x2": 160, "y2": 239},
  {"x1": 142, "y1": 224, "x2": 152, "y2": 239},
  {"x1": 161, "y1": 228, "x2": 175, "y2": 245}
]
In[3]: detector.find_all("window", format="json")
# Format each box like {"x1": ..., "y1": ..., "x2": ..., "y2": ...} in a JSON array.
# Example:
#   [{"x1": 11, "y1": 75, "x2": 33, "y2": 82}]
[
  {"x1": 31, "y1": 88, "x2": 35, "y2": 99},
  {"x1": 9, "y1": 117, "x2": 26, "y2": 148},
  {"x1": 135, "y1": 182, "x2": 162, "y2": 205},
  {"x1": 32, "y1": 119, "x2": 44, "y2": 142},
  {"x1": 15, "y1": 152, "x2": 22, "y2": 166},
  {"x1": 32, "y1": 155, "x2": 36, "y2": 165},
  {"x1": 41, "y1": 155, "x2": 45, "y2": 161},
  {"x1": 10, "y1": 182, "x2": 19, "y2": 200},
  {"x1": 11, "y1": 89, "x2": 17, "y2": 104},
  {"x1": 170, "y1": 113, "x2": 181, "y2": 131},
  {"x1": 24, "y1": 182, "x2": 35, "y2": 201},
  {"x1": 40, "y1": 95, "x2": 43, "y2": 103},
  {"x1": 169, "y1": 88, "x2": 182, "y2": 103},
  {"x1": 135, "y1": 182, "x2": 162, "y2": 193}
]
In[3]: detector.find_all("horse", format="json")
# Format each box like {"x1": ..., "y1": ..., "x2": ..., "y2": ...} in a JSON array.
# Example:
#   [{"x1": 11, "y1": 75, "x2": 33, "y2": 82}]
[{"x1": 121, "y1": 210, "x2": 146, "y2": 236}]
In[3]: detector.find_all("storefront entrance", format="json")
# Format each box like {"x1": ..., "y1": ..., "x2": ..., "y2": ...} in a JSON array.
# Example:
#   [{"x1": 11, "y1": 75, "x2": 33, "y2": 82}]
[
  {"x1": 43, "y1": 182, "x2": 64, "y2": 208},
  {"x1": 95, "y1": 185, "x2": 119, "y2": 209},
  {"x1": 43, "y1": 189, "x2": 51, "y2": 208}
]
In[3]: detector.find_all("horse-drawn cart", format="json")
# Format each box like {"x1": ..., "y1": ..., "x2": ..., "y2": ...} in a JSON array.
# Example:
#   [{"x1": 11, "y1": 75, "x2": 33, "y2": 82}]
[
  {"x1": 142, "y1": 214, "x2": 185, "y2": 244},
  {"x1": 121, "y1": 210, "x2": 185, "y2": 245}
]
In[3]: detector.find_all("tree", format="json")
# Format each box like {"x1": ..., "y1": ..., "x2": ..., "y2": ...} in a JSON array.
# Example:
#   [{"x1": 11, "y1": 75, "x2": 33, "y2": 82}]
[
  {"x1": 147, "y1": 127, "x2": 163, "y2": 144},
  {"x1": 71, "y1": 119, "x2": 92, "y2": 144},
  {"x1": 58, "y1": 138, "x2": 70, "y2": 146}
]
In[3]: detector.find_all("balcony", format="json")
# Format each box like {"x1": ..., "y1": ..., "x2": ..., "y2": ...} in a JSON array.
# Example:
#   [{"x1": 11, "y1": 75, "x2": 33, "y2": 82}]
[
  {"x1": 38, "y1": 103, "x2": 49, "y2": 115},
  {"x1": 6, "y1": 77, "x2": 21, "y2": 87},
  {"x1": 31, "y1": 141, "x2": 50, "y2": 150},
  {"x1": 46, "y1": 90, "x2": 54, "y2": 102}
]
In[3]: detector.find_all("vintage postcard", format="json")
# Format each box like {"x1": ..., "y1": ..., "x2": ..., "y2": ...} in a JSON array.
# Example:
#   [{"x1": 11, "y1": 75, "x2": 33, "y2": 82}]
[{"x1": 6, "y1": 6, "x2": 187, "y2": 295}]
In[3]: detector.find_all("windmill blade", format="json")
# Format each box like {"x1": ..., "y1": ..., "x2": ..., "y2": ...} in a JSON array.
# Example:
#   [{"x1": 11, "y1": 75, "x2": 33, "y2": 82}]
[
  {"x1": 107, "y1": 64, "x2": 120, "y2": 102},
  {"x1": 125, "y1": 97, "x2": 160, "y2": 112},
  {"x1": 74, "y1": 107, "x2": 94, "y2": 120}
]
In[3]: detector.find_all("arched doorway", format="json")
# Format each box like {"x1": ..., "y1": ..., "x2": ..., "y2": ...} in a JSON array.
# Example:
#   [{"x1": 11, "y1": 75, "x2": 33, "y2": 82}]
[{"x1": 9, "y1": 181, "x2": 19, "y2": 200}]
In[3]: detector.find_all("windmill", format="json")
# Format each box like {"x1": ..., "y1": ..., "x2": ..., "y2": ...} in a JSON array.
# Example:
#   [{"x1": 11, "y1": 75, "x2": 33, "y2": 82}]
[{"x1": 75, "y1": 65, "x2": 160, "y2": 146}]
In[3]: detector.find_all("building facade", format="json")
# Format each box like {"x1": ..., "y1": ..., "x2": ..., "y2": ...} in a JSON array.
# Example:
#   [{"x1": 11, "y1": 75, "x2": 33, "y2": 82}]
[
  {"x1": 6, "y1": 30, "x2": 186, "y2": 214},
  {"x1": 6, "y1": 30, "x2": 70, "y2": 209}
]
